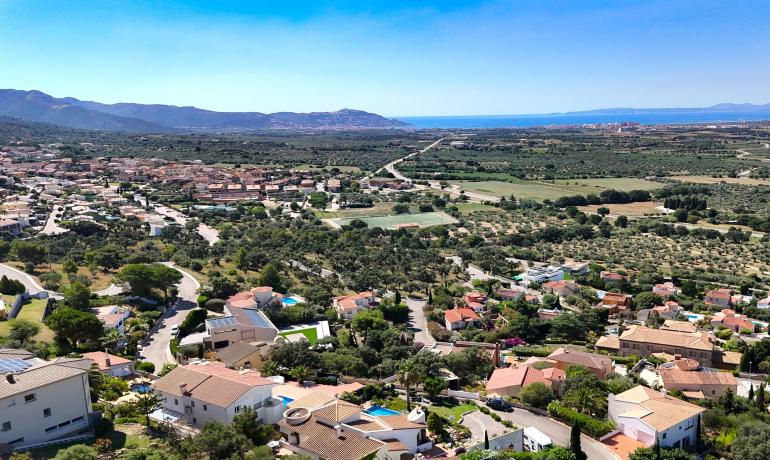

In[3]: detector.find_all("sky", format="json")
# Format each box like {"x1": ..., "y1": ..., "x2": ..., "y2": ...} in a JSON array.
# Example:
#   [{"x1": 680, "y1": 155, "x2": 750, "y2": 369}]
[{"x1": 1, "y1": 0, "x2": 769, "y2": 116}]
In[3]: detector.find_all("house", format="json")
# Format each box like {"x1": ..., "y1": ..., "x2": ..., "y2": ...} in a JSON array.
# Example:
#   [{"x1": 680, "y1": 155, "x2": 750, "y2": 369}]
[
  {"x1": 660, "y1": 320, "x2": 697, "y2": 333},
  {"x1": 497, "y1": 287, "x2": 524, "y2": 302},
  {"x1": 653, "y1": 282, "x2": 680, "y2": 298},
  {"x1": 657, "y1": 356, "x2": 737, "y2": 400},
  {"x1": 523, "y1": 427, "x2": 553, "y2": 452},
  {"x1": 546, "y1": 347, "x2": 613, "y2": 379},
  {"x1": 561, "y1": 261, "x2": 589, "y2": 276},
  {"x1": 601, "y1": 292, "x2": 633, "y2": 315},
  {"x1": 93, "y1": 305, "x2": 131, "y2": 334},
  {"x1": 710, "y1": 309, "x2": 759, "y2": 333},
  {"x1": 214, "y1": 341, "x2": 276, "y2": 371},
  {"x1": 537, "y1": 308, "x2": 562, "y2": 321},
  {"x1": 0, "y1": 353, "x2": 93, "y2": 450},
  {"x1": 464, "y1": 291, "x2": 488, "y2": 311},
  {"x1": 521, "y1": 266, "x2": 564, "y2": 284},
  {"x1": 227, "y1": 287, "x2": 281, "y2": 310},
  {"x1": 619, "y1": 325, "x2": 716, "y2": 367},
  {"x1": 608, "y1": 385, "x2": 704, "y2": 449},
  {"x1": 204, "y1": 308, "x2": 279, "y2": 350},
  {"x1": 758, "y1": 297, "x2": 770, "y2": 310},
  {"x1": 542, "y1": 280, "x2": 580, "y2": 298},
  {"x1": 595, "y1": 336, "x2": 620, "y2": 353},
  {"x1": 485, "y1": 365, "x2": 564, "y2": 397},
  {"x1": 81, "y1": 351, "x2": 134, "y2": 378},
  {"x1": 444, "y1": 307, "x2": 482, "y2": 331},
  {"x1": 151, "y1": 361, "x2": 283, "y2": 427},
  {"x1": 0, "y1": 219, "x2": 22, "y2": 235},
  {"x1": 704, "y1": 289, "x2": 733, "y2": 308},
  {"x1": 601, "y1": 271, "x2": 630, "y2": 284},
  {"x1": 333, "y1": 291, "x2": 376, "y2": 320},
  {"x1": 423, "y1": 341, "x2": 501, "y2": 368},
  {"x1": 278, "y1": 398, "x2": 432, "y2": 459}
]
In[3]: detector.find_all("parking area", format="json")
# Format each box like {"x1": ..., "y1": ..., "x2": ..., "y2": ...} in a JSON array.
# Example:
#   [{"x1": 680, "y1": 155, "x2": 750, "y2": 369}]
[{"x1": 460, "y1": 410, "x2": 508, "y2": 443}]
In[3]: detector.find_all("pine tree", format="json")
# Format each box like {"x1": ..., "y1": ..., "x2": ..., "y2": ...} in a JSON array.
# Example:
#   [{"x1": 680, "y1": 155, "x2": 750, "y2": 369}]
[{"x1": 570, "y1": 422, "x2": 587, "y2": 460}]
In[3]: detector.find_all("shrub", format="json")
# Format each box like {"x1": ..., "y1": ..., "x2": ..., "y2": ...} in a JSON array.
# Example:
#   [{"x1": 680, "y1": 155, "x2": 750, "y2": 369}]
[
  {"x1": 204, "y1": 298, "x2": 225, "y2": 312},
  {"x1": 136, "y1": 361, "x2": 155, "y2": 373},
  {"x1": 547, "y1": 401, "x2": 614, "y2": 437},
  {"x1": 519, "y1": 382, "x2": 556, "y2": 409},
  {"x1": 197, "y1": 295, "x2": 209, "y2": 308}
]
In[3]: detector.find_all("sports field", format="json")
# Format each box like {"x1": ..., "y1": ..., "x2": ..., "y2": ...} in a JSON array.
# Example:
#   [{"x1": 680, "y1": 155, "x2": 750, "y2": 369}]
[
  {"x1": 449, "y1": 177, "x2": 662, "y2": 201},
  {"x1": 330, "y1": 211, "x2": 458, "y2": 229}
]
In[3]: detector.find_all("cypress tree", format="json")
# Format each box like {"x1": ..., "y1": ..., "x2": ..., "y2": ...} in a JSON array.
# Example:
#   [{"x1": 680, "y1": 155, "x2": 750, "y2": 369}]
[
  {"x1": 749, "y1": 384, "x2": 755, "y2": 402},
  {"x1": 570, "y1": 422, "x2": 587, "y2": 460},
  {"x1": 757, "y1": 383, "x2": 766, "y2": 411},
  {"x1": 484, "y1": 430, "x2": 489, "y2": 449}
]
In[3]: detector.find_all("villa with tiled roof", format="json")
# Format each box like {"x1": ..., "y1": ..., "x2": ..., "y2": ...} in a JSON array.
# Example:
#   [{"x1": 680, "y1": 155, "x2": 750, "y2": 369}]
[
  {"x1": 619, "y1": 325, "x2": 717, "y2": 367},
  {"x1": 547, "y1": 347, "x2": 613, "y2": 379}
]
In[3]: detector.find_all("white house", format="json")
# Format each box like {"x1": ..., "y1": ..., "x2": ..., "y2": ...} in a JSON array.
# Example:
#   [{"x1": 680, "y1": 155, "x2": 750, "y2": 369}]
[
  {"x1": 151, "y1": 361, "x2": 283, "y2": 427},
  {"x1": 0, "y1": 353, "x2": 93, "y2": 450},
  {"x1": 523, "y1": 427, "x2": 552, "y2": 452},
  {"x1": 94, "y1": 305, "x2": 131, "y2": 335},
  {"x1": 608, "y1": 385, "x2": 704, "y2": 449},
  {"x1": 521, "y1": 266, "x2": 564, "y2": 284},
  {"x1": 81, "y1": 352, "x2": 134, "y2": 378},
  {"x1": 333, "y1": 291, "x2": 376, "y2": 320}
]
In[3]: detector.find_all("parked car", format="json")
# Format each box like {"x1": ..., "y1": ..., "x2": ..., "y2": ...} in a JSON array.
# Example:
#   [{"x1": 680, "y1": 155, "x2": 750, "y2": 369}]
[
  {"x1": 486, "y1": 398, "x2": 514, "y2": 412},
  {"x1": 169, "y1": 324, "x2": 179, "y2": 336}
]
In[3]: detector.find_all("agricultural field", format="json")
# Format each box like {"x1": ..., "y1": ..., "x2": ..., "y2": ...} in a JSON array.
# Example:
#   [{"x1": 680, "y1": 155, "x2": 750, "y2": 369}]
[
  {"x1": 672, "y1": 175, "x2": 770, "y2": 186},
  {"x1": 449, "y1": 177, "x2": 662, "y2": 201},
  {"x1": 578, "y1": 202, "x2": 666, "y2": 216},
  {"x1": 329, "y1": 211, "x2": 459, "y2": 229},
  {"x1": 0, "y1": 296, "x2": 54, "y2": 342}
]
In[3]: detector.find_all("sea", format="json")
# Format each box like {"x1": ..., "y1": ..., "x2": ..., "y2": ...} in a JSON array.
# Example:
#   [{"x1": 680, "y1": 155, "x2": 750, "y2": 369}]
[{"x1": 395, "y1": 111, "x2": 770, "y2": 129}]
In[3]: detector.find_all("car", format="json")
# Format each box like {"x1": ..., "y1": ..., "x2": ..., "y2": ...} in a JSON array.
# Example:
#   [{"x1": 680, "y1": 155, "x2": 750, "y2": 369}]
[
  {"x1": 169, "y1": 324, "x2": 179, "y2": 336},
  {"x1": 486, "y1": 398, "x2": 514, "y2": 412}
]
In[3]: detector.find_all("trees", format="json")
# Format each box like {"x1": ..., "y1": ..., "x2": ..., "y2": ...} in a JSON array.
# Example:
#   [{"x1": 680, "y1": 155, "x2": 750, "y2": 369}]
[
  {"x1": 45, "y1": 307, "x2": 104, "y2": 347},
  {"x1": 520, "y1": 382, "x2": 556, "y2": 409},
  {"x1": 562, "y1": 386, "x2": 606, "y2": 416},
  {"x1": 397, "y1": 359, "x2": 422, "y2": 412},
  {"x1": 732, "y1": 422, "x2": 770, "y2": 460},
  {"x1": 11, "y1": 240, "x2": 46, "y2": 270},
  {"x1": 0, "y1": 275, "x2": 25, "y2": 295},
  {"x1": 290, "y1": 365, "x2": 316, "y2": 385},
  {"x1": 63, "y1": 280, "x2": 92, "y2": 310},
  {"x1": 116, "y1": 264, "x2": 157, "y2": 296},
  {"x1": 351, "y1": 309, "x2": 388, "y2": 343},
  {"x1": 423, "y1": 376, "x2": 447, "y2": 400},
  {"x1": 269, "y1": 341, "x2": 323, "y2": 370},
  {"x1": 569, "y1": 422, "x2": 587, "y2": 460},
  {"x1": 52, "y1": 445, "x2": 98, "y2": 460},
  {"x1": 259, "y1": 262, "x2": 282, "y2": 291},
  {"x1": 232, "y1": 407, "x2": 277, "y2": 445},
  {"x1": 8, "y1": 319, "x2": 40, "y2": 343},
  {"x1": 151, "y1": 264, "x2": 183, "y2": 304},
  {"x1": 193, "y1": 422, "x2": 252, "y2": 460},
  {"x1": 134, "y1": 388, "x2": 164, "y2": 427}
]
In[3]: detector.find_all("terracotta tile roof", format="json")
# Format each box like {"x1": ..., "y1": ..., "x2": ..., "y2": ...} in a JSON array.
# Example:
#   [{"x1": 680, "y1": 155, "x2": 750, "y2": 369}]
[
  {"x1": 0, "y1": 348, "x2": 35, "y2": 360},
  {"x1": 214, "y1": 341, "x2": 270, "y2": 366},
  {"x1": 278, "y1": 414, "x2": 384, "y2": 460},
  {"x1": 383, "y1": 439, "x2": 409, "y2": 452},
  {"x1": 378, "y1": 414, "x2": 426, "y2": 430},
  {"x1": 614, "y1": 385, "x2": 705, "y2": 431},
  {"x1": 547, "y1": 347, "x2": 612, "y2": 373},
  {"x1": 595, "y1": 336, "x2": 620, "y2": 350},
  {"x1": 486, "y1": 365, "x2": 560, "y2": 393},
  {"x1": 346, "y1": 418, "x2": 389, "y2": 432},
  {"x1": 152, "y1": 362, "x2": 275, "y2": 408},
  {"x1": 444, "y1": 307, "x2": 480, "y2": 323},
  {"x1": 0, "y1": 360, "x2": 88, "y2": 399},
  {"x1": 661, "y1": 320, "x2": 697, "y2": 333},
  {"x1": 658, "y1": 368, "x2": 737, "y2": 386},
  {"x1": 620, "y1": 325, "x2": 714, "y2": 351},
  {"x1": 287, "y1": 392, "x2": 336, "y2": 411},
  {"x1": 313, "y1": 399, "x2": 362, "y2": 423},
  {"x1": 81, "y1": 351, "x2": 132, "y2": 370}
]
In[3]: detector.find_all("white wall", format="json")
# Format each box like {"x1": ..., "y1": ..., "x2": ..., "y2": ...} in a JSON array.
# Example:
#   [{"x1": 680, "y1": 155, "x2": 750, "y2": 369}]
[{"x1": 0, "y1": 374, "x2": 92, "y2": 448}]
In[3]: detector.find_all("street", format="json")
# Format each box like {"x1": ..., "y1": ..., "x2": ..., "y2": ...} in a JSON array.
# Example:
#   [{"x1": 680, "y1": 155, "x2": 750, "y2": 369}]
[
  {"x1": 406, "y1": 296, "x2": 434, "y2": 346},
  {"x1": 40, "y1": 205, "x2": 68, "y2": 236},
  {"x1": 0, "y1": 262, "x2": 46, "y2": 294},
  {"x1": 151, "y1": 203, "x2": 221, "y2": 245},
  {"x1": 142, "y1": 262, "x2": 201, "y2": 370}
]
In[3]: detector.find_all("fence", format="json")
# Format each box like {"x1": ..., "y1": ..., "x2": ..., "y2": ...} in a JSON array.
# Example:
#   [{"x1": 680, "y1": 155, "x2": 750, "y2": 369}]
[
  {"x1": 6, "y1": 293, "x2": 25, "y2": 319},
  {"x1": 14, "y1": 432, "x2": 93, "y2": 452},
  {"x1": 448, "y1": 389, "x2": 481, "y2": 400},
  {"x1": 466, "y1": 429, "x2": 524, "y2": 452}
]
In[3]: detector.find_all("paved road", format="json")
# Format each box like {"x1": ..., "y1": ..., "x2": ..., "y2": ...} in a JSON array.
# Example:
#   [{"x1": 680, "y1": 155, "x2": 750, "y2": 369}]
[
  {"x1": 405, "y1": 296, "x2": 434, "y2": 346},
  {"x1": 151, "y1": 203, "x2": 221, "y2": 245},
  {"x1": 142, "y1": 262, "x2": 201, "y2": 371},
  {"x1": 94, "y1": 283, "x2": 125, "y2": 296},
  {"x1": 462, "y1": 410, "x2": 508, "y2": 442},
  {"x1": 363, "y1": 137, "x2": 446, "y2": 182},
  {"x1": 40, "y1": 205, "x2": 68, "y2": 235},
  {"x1": 0, "y1": 263, "x2": 46, "y2": 294},
  {"x1": 493, "y1": 407, "x2": 618, "y2": 460}
]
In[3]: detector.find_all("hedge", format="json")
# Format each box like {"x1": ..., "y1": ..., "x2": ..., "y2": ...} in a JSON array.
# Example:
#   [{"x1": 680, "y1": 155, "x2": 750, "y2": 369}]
[{"x1": 547, "y1": 401, "x2": 615, "y2": 437}]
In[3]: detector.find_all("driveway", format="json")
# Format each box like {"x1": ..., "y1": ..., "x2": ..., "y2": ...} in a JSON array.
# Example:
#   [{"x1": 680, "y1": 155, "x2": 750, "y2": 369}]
[
  {"x1": 406, "y1": 296, "x2": 434, "y2": 346},
  {"x1": 141, "y1": 263, "x2": 200, "y2": 371},
  {"x1": 40, "y1": 205, "x2": 68, "y2": 235},
  {"x1": 461, "y1": 410, "x2": 508, "y2": 443},
  {"x1": 493, "y1": 407, "x2": 619, "y2": 460},
  {"x1": 151, "y1": 203, "x2": 221, "y2": 245}
]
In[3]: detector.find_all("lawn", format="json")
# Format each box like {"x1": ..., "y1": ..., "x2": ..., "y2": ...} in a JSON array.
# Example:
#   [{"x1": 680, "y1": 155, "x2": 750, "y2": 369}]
[
  {"x1": 28, "y1": 424, "x2": 152, "y2": 459},
  {"x1": 0, "y1": 296, "x2": 54, "y2": 342},
  {"x1": 449, "y1": 177, "x2": 662, "y2": 201},
  {"x1": 278, "y1": 326, "x2": 319, "y2": 344},
  {"x1": 429, "y1": 401, "x2": 479, "y2": 421},
  {"x1": 454, "y1": 202, "x2": 503, "y2": 215},
  {"x1": 330, "y1": 211, "x2": 459, "y2": 229}
]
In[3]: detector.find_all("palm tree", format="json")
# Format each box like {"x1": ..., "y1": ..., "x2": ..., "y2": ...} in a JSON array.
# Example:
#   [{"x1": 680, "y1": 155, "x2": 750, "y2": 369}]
[
  {"x1": 758, "y1": 359, "x2": 770, "y2": 373},
  {"x1": 562, "y1": 387, "x2": 606, "y2": 416},
  {"x1": 100, "y1": 328, "x2": 123, "y2": 352},
  {"x1": 397, "y1": 360, "x2": 422, "y2": 412},
  {"x1": 290, "y1": 365, "x2": 316, "y2": 386}
]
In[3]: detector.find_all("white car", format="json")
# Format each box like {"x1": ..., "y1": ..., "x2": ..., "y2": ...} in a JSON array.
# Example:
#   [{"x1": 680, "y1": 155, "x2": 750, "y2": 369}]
[{"x1": 169, "y1": 324, "x2": 179, "y2": 336}]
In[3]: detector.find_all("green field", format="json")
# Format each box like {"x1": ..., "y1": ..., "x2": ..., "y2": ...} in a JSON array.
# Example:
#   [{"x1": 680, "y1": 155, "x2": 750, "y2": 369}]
[
  {"x1": 454, "y1": 202, "x2": 503, "y2": 214},
  {"x1": 279, "y1": 326, "x2": 319, "y2": 344},
  {"x1": 331, "y1": 211, "x2": 459, "y2": 229},
  {"x1": 0, "y1": 296, "x2": 54, "y2": 342},
  {"x1": 450, "y1": 177, "x2": 662, "y2": 201}
]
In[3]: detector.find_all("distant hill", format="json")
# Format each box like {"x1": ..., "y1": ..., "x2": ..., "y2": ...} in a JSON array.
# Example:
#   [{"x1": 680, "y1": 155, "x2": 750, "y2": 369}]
[{"x1": 0, "y1": 89, "x2": 408, "y2": 132}]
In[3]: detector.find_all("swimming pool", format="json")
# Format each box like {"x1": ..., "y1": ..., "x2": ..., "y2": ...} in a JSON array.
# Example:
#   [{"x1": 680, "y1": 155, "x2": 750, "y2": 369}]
[
  {"x1": 279, "y1": 395, "x2": 295, "y2": 407},
  {"x1": 363, "y1": 405, "x2": 400, "y2": 417},
  {"x1": 130, "y1": 383, "x2": 152, "y2": 394},
  {"x1": 282, "y1": 296, "x2": 305, "y2": 306}
]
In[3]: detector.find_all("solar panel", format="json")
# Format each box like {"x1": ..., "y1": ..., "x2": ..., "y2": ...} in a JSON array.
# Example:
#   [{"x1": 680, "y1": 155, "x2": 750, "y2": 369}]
[
  {"x1": 243, "y1": 309, "x2": 272, "y2": 328},
  {"x1": 0, "y1": 358, "x2": 32, "y2": 373},
  {"x1": 207, "y1": 316, "x2": 238, "y2": 328}
]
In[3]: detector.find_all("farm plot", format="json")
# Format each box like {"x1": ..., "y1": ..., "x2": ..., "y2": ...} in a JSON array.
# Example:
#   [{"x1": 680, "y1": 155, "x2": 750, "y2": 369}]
[
  {"x1": 329, "y1": 211, "x2": 458, "y2": 229},
  {"x1": 449, "y1": 177, "x2": 662, "y2": 201}
]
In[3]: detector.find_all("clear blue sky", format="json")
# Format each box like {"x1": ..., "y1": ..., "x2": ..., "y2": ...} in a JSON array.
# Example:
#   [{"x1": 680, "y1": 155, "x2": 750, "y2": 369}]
[{"x1": 1, "y1": 0, "x2": 769, "y2": 116}]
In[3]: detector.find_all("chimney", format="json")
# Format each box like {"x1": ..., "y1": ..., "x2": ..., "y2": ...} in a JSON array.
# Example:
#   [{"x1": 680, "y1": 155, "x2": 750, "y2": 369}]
[
  {"x1": 334, "y1": 424, "x2": 343, "y2": 439},
  {"x1": 6, "y1": 374, "x2": 15, "y2": 384},
  {"x1": 674, "y1": 354, "x2": 681, "y2": 361},
  {"x1": 660, "y1": 388, "x2": 668, "y2": 397},
  {"x1": 179, "y1": 382, "x2": 188, "y2": 394},
  {"x1": 104, "y1": 350, "x2": 111, "y2": 367}
]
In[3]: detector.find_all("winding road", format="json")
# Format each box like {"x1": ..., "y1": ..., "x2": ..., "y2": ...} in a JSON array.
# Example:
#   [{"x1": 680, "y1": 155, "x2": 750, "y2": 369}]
[{"x1": 0, "y1": 263, "x2": 46, "y2": 294}]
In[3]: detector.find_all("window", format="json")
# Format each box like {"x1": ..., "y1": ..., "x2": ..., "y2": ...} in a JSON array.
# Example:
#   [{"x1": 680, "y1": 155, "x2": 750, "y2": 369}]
[
  {"x1": 72, "y1": 416, "x2": 84, "y2": 423},
  {"x1": 190, "y1": 401, "x2": 195, "y2": 407},
  {"x1": 234, "y1": 405, "x2": 241, "y2": 413},
  {"x1": 8, "y1": 437, "x2": 24, "y2": 445},
  {"x1": 58, "y1": 421, "x2": 71, "y2": 428},
  {"x1": 662, "y1": 433, "x2": 667, "y2": 439},
  {"x1": 203, "y1": 404, "x2": 208, "y2": 411},
  {"x1": 193, "y1": 417, "x2": 197, "y2": 425},
  {"x1": 24, "y1": 393, "x2": 36, "y2": 403},
  {"x1": 43, "y1": 408, "x2": 52, "y2": 417},
  {"x1": 1, "y1": 422, "x2": 11, "y2": 432},
  {"x1": 45, "y1": 425, "x2": 58, "y2": 433},
  {"x1": 174, "y1": 399, "x2": 179, "y2": 406}
]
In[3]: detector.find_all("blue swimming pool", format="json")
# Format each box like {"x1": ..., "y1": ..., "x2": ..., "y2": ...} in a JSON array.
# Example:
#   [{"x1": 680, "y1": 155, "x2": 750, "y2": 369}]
[
  {"x1": 130, "y1": 383, "x2": 152, "y2": 394},
  {"x1": 279, "y1": 395, "x2": 295, "y2": 407},
  {"x1": 282, "y1": 296, "x2": 304, "y2": 306},
  {"x1": 363, "y1": 405, "x2": 400, "y2": 417}
]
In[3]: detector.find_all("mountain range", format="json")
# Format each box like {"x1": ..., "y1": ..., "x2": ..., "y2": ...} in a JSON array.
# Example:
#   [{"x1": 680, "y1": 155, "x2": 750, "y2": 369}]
[{"x1": 0, "y1": 89, "x2": 408, "y2": 133}]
